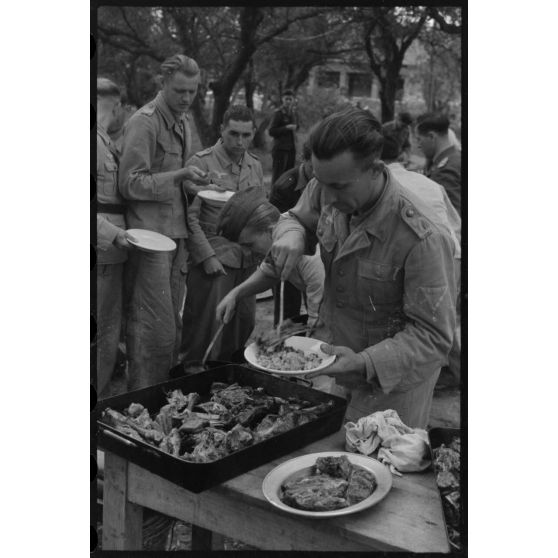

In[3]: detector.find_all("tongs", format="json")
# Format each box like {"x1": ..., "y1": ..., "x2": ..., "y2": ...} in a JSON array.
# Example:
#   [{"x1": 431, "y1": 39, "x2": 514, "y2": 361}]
[{"x1": 201, "y1": 322, "x2": 225, "y2": 367}]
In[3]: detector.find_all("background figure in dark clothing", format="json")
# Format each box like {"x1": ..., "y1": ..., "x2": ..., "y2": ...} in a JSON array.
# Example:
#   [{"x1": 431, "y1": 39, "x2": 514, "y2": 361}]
[
  {"x1": 382, "y1": 111, "x2": 413, "y2": 164},
  {"x1": 269, "y1": 141, "x2": 314, "y2": 324},
  {"x1": 268, "y1": 90, "x2": 299, "y2": 184},
  {"x1": 415, "y1": 112, "x2": 462, "y2": 215}
]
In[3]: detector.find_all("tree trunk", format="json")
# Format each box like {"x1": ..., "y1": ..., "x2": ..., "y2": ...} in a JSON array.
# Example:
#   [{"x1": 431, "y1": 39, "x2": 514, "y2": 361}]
[
  {"x1": 252, "y1": 115, "x2": 270, "y2": 149},
  {"x1": 190, "y1": 95, "x2": 215, "y2": 148}
]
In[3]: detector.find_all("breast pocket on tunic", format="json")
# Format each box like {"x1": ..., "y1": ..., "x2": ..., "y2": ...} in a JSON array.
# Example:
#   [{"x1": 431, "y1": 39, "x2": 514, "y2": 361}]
[
  {"x1": 356, "y1": 258, "x2": 402, "y2": 306},
  {"x1": 158, "y1": 140, "x2": 181, "y2": 171},
  {"x1": 102, "y1": 159, "x2": 118, "y2": 196}
]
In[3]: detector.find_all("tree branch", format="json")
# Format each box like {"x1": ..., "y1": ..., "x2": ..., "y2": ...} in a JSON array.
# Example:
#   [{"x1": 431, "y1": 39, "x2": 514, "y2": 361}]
[
  {"x1": 401, "y1": 11, "x2": 428, "y2": 52},
  {"x1": 256, "y1": 8, "x2": 324, "y2": 45},
  {"x1": 427, "y1": 7, "x2": 462, "y2": 34}
]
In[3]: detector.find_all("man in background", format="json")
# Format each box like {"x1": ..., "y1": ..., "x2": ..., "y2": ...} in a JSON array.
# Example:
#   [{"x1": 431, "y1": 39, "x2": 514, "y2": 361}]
[
  {"x1": 181, "y1": 105, "x2": 264, "y2": 361},
  {"x1": 382, "y1": 131, "x2": 462, "y2": 387},
  {"x1": 382, "y1": 111, "x2": 413, "y2": 164},
  {"x1": 415, "y1": 112, "x2": 462, "y2": 215},
  {"x1": 118, "y1": 53, "x2": 209, "y2": 390},
  {"x1": 269, "y1": 90, "x2": 299, "y2": 184},
  {"x1": 96, "y1": 78, "x2": 133, "y2": 397}
]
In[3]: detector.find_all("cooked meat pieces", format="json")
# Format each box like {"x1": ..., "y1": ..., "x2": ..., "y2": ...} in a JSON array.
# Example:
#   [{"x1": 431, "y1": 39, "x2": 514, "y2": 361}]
[
  {"x1": 281, "y1": 475, "x2": 349, "y2": 511},
  {"x1": 280, "y1": 458, "x2": 377, "y2": 511},
  {"x1": 315, "y1": 455, "x2": 352, "y2": 480},
  {"x1": 101, "y1": 381, "x2": 335, "y2": 463},
  {"x1": 225, "y1": 424, "x2": 254, "y2": 452},
  {"x1": 346, "y1": 466, "x2": 377, "y2": 506}
]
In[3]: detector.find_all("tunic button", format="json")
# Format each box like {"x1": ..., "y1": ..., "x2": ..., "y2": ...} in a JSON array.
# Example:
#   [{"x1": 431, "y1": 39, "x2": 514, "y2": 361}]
[
  {"x1": 406, "y1": 208, "x2": 415, "y2": 218},
  {"x1": 317, "y1": 229, "x2": 323, "y2": 236},
  {"x1": 336, "y1": 285, "x2": 345, "y2": 293},
  {"x1": 338, "y1": 269, "x2": 345, "y2": 276},
  {"x1": 336, "y1": 301, "x2": 345, "y2": 308}
]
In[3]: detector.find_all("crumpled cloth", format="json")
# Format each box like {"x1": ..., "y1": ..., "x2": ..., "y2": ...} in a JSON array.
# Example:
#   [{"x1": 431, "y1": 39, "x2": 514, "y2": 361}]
[{"x1": 344, "y1": 409, "x2": 431, "y2": 476}]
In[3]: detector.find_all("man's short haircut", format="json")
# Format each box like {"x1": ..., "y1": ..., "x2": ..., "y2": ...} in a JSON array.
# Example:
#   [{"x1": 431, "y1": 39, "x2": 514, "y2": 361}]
[
  {"x1": 398, "y1": 111, "x2": 413, "y2": 126},
  {"x1": 309, "y1": 106, "x2": 384, "y2": 170},
  {"x1": 222, "y1": 105, "x2": 255, "y2": 127},
  {"x1": 160, "y1": 53, "x2": 200, "y2": 81},
  {"x1": 97, "y1": 78, "x2": 120, "y2": 99},
  {"x1": 283, "y1": 90, "x2": 294, "y2": 97},
  {"x1": 381, "y1": 130, "x2": 401, "y2": 162},
  {"x1": 416, "y1": 112, "x2": 450, "y2": 135}
]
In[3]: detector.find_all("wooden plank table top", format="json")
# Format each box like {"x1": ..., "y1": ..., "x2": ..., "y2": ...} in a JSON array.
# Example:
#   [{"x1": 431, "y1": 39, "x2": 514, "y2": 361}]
[{"x1": 102, "y1": 428, "x2": 450, "y2": 552}]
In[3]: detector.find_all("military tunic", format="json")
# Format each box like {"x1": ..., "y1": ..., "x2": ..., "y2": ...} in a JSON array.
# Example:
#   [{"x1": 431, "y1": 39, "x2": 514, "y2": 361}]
[
  {"x1": 425, "y1": 145, "x2": 462, "y2": 215},
  {"x1": 273, "y1": 168, "x2": 457, "y2": 428},
  {"x1": 96, "y1": 126, "x2": 127, "y2": 396},
  {"x1": 118, "y1": 92, "x2": 193, "y2": 390},
  {"x1": 182, "y1": 141, "x2": 265, "y2": 361}
]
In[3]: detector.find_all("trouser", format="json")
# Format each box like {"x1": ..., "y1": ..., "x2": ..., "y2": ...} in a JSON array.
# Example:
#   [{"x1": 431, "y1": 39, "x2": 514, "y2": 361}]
[
  {"x1": 96, "y1": 263, "x2": 124, "y2": 396},
  {"x1": 125, "y1": 239, "x2": 187, "y2": 391},
  {"x1": 271, "y1": 149, "x2": 296, "y2": 184},
  {"x1": 272, "y1": 280, "x2": 302, "y2": 325},
  {"x1": 182, "y1": 265, "x2": 256, "y2": 362}
]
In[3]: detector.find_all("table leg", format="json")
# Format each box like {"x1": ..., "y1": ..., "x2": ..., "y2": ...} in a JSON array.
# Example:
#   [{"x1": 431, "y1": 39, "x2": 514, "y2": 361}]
[
  {"x1": 190, "y1": 525, "x2": 225, "y2": 550},
  {"x1": 102, "y1": 452, "x2": 143, "y2": 550}
]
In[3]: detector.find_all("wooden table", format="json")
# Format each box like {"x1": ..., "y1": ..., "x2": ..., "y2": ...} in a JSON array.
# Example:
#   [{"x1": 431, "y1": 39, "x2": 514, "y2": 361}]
[{"x1": 102, "y1": 428, "x2": 450, "y2": 552}]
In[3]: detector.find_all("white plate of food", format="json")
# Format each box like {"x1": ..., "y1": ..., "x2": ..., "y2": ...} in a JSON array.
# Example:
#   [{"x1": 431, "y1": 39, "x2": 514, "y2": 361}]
[
  {"x1": 262, "y1": 452, "x2": 393, "y2": 518},
  {"x1": 244, "y1": 335, "x2": 335, "y2": 376},
  {"x1": 126, "y1": 229, "x2": 177, "y2": 253},
  {"x1": 197, "y1": 189, "x2": 235, "y2": 203}
]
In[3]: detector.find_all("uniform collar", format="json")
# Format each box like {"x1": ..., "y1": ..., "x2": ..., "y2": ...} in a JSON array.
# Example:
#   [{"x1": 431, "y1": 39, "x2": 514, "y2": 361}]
[
  {"x1": 213, "y1": 139, "x2": 251, "y2": 169},
  {"x1": 433, "y1": 145, "x2": 456, "y2": 165},
  {"x1": 97, "y1": 124, "x2": 111, "y2": 145},
  {"x1": 357, "y1": 168, "x2": 399, "y2": 242},
  {"x1": 154, "y1": 91, "x2": 188, "y2": 129}
]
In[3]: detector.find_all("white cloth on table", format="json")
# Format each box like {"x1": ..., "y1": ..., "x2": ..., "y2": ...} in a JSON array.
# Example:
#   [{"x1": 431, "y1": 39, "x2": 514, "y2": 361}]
[{"x1": 344, "y1": 409, "x2": 431, "y2": 475}]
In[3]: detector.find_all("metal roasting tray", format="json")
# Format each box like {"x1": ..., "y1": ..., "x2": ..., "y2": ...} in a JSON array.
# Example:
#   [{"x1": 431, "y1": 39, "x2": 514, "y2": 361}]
[{"x1": 96, "y1": 364, "x2": 348, "y2": 493}]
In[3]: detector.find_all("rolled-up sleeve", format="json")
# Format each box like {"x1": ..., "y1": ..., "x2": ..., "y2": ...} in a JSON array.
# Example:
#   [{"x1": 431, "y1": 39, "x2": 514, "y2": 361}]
[
  {"x1": 185, "y1": 195, "x2": 215, "y2": 265},
  {"x1": 118, "y1": 116, "x2": 175, "y2": 202},
  {"x1": 359, "y1": 230, "x2": 457, "y2": 393}
]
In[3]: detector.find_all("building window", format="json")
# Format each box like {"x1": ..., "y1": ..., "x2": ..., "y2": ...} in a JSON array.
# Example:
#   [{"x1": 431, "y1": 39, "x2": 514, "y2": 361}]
[
  {"x1": 348, "y1": 72, "x2": 372, "y2": 97},
  {"x1": 316, "y1": 70, "x2": 341, "y2": 88}
]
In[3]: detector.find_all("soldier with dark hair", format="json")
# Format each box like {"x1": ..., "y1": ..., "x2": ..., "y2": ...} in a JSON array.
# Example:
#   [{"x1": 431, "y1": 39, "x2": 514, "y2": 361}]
[
  {"x1": 118, "y1": 53, "x2": 211, "y2": 390},
  {"x1": 181, "y1": 105, "x2": 265, "y2": 361},
  {"x1": 416, "y1": 112, "x2": 462, "y2": 214},
  {"x1": 268, "y1": 89, "x2": 299, "y2": 183},
  {"x1": 382, "y1": 111, "x2": 413, "y2": 163},
  {"x1": 270, "y1": 107, "x2": 457, "y2": 428}
]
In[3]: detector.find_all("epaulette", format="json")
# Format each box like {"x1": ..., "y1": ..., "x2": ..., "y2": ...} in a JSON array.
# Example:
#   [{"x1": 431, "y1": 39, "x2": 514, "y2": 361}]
[
  {"x1": 400, "y1": 204, "x2": 432, "y2": 240},
  {"x1": 196, "y1": 147, "x2": 214, "y2": 157},
  {"x1": 138, "y1": 102, "x2": 156, "y2": 117},
  {"x1": 247, "y1": 151, "x2": 259, "y2": 160}
]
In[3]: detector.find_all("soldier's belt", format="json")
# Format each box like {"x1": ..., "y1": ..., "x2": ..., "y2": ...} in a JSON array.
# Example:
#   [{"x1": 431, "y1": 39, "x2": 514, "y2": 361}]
[{"x1": 97, "y1": 203, "x2": 126, "y2": 214}]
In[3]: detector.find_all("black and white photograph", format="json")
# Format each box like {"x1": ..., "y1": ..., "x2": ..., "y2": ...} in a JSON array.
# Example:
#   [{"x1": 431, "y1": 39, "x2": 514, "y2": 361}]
[{"x1": 91, "y1": 3, "x2": 465, "y2": 553}]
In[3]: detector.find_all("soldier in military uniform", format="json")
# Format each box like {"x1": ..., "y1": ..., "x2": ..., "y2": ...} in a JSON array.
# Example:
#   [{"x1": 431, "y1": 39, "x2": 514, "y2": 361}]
[
  {"x1": 96, "y1": 78, "x2": 134, "y2": 397},
  {"x1": 118, "y1": 54, "x2": 210, "y2": 390},
  {"x1": 268, "y1": 90, "x2": 299, "y2": 184},
  {"x1": 415, "y1": 113, "x2": 462, "y2": 215},
  {"x1": 181, "y1": 105, "x2": 265, "y2": 361},
  {"x1": 270, "y1": 107, "x2": 457, "y2": 428}
]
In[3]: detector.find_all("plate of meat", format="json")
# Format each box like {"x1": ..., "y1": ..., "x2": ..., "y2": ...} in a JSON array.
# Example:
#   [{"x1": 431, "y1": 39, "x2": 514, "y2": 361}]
[{"x1": 262, "y1": 452, "x2": 392, "y2": 518}]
